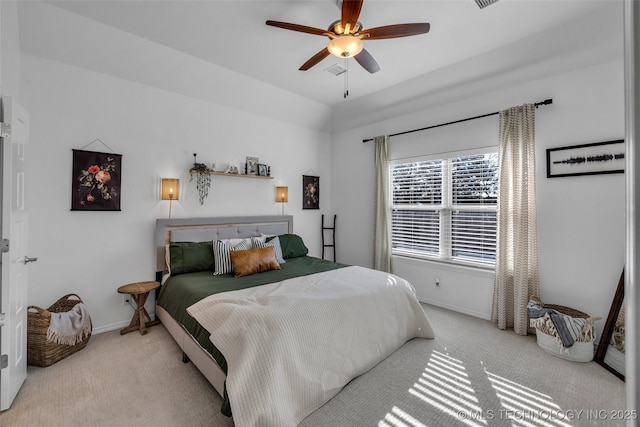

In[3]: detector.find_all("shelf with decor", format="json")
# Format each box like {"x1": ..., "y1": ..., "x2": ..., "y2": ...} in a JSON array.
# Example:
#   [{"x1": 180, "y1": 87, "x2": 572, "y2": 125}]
[{"x1": 189, "y1": 170, "x2": 274, "y2": 180}]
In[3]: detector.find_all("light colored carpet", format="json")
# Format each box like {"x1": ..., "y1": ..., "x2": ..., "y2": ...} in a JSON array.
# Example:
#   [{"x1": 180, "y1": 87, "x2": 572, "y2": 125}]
[{"x1": 0, "y1": 304, "x2": 625, "y2": 426}]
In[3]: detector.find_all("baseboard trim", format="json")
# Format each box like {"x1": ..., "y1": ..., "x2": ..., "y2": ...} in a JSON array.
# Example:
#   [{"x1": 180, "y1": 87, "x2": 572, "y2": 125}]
[
  {"x1": 418, "y1": 297, "x2": 491, "y2": 321},
  {"x1": 92, "y1": 311, "x2": 158, "y2": 335},
  {"x1": 92, "y1": 320, "x2": 131, "y2": 335}
]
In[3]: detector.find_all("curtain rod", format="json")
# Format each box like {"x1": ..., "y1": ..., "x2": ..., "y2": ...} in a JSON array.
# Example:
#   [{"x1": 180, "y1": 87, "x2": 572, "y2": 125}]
[{"x1": 362, "y1": 98, "x2": 553, "y2": 143}]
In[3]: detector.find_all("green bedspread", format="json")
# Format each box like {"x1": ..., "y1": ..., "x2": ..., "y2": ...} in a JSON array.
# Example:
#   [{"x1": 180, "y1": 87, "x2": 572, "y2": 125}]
[{"x1": 156, "y1": 255, "x2": 347, "y2": 415}]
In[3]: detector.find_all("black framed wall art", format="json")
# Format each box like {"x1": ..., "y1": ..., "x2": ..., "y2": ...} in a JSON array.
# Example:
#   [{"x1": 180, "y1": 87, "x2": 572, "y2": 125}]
[
  {"x1": 302, "y1": 175, "x2": 319, "y2": 209},
  {"x1": 546, "y1": 139, "x2": 625, "y2": 178},
  {"x1": 71, "y1": 149, "x2": 122, "y2": 211}
]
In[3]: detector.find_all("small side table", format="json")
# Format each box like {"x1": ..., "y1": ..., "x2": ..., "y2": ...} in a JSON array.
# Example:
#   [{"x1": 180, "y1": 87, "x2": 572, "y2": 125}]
[{"x1": 117, "y1": 281, "x2": 161, "y2": 335}]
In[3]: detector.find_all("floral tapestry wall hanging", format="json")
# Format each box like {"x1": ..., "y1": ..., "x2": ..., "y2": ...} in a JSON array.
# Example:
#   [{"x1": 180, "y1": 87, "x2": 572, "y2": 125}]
[
  {"x1": 302, "y1": 175, "x2": 319, "y2": 209},
  {"x1": 71, "y1": 149, "x2": 122, "y2": 211}
]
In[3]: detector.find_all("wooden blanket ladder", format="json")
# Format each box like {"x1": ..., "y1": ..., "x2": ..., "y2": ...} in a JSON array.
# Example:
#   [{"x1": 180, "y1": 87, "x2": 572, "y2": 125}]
[{"x1": 321, "y1": 214, "x2": 337, "y2": 262}]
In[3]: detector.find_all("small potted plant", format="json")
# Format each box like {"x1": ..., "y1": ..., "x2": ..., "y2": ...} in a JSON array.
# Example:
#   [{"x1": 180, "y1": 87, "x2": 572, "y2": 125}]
[{"x1": 190, "y1": 153, "x2": 211, "y2": 205}]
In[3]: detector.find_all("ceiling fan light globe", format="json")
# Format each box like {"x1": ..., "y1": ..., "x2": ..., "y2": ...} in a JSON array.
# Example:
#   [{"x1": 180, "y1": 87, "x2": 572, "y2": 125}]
[{"x1": 327, "y1": 35, "x2": 363, "y2": 58}]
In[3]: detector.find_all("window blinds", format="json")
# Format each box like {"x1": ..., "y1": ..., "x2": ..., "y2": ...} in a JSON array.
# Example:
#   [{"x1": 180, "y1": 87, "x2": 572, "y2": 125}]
[{"x1": 391, "y1": 153, "x2": 498, "y2": 267}]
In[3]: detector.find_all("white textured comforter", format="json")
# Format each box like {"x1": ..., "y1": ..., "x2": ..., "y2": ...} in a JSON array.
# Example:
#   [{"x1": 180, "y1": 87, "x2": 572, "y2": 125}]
[{"x1": 187, "y1": 266, "x2": 435, "y2": 427}]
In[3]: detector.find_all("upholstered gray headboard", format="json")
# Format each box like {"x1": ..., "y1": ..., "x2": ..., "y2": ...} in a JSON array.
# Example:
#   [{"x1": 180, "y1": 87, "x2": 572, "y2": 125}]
[{"x1": 155, "y1": 216, "x2": 293, "y2": 272}]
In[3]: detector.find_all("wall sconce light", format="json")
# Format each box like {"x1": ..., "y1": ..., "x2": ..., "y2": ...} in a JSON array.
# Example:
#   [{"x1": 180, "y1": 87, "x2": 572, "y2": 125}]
[
  {"x1": 276, "y1": 186, "x2": 288, "y2": 216},
  {"x1": 161, "y1": 178, "x2": 180, "y2": 218}
]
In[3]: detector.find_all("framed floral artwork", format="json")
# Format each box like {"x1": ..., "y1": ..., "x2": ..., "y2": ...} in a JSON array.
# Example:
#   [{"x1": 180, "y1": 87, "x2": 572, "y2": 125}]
[
  {"x1": 302, "y1": 175, "x2": 319, "y2": 209},
  {"x1": 71, "y1": 149, "x2": 122, "y2": 211}
]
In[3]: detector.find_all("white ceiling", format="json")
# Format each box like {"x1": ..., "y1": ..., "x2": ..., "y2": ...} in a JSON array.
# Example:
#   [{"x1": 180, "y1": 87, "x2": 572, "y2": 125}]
[{"x1": 17, "y1": 0, "x2": 623, "y2": 130}]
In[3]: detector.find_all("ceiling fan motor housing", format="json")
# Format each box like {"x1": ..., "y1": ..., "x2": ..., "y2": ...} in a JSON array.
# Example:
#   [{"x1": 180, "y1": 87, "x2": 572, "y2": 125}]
[
  {"x1": 327, "y1": 20, "x2": 364, "y2": 58},
  {"x1": 328, "y1": 35, "x2": 363, "y2": 57}
]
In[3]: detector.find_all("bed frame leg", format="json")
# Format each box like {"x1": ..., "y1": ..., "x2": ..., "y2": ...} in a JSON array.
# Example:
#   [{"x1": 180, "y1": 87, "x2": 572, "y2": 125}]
[{"x1": 182, "y1": 352, "x2": 190, "y2": 363}]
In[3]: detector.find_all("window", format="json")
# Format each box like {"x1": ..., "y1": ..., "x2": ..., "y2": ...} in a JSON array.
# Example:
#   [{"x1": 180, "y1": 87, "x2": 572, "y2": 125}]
[{"x1": 391, "y1": 152, "x2": 498, "y2": 267}]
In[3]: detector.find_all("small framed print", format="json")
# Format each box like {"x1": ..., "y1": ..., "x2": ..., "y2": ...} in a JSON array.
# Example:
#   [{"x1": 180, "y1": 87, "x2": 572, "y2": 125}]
[
  {"x1": 302, "y1": 175, "x2": 319, "y2": 209},
  {"x1": 258, "y1": 164, "x2": 268, "y2": 176},
  {"x1": 246, "y1": 156, "x2": 259, "y2": 175}
]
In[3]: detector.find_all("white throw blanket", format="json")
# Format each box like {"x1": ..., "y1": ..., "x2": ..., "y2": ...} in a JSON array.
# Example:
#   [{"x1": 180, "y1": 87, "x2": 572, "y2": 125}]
[
  {"x1": 47, "y1": 302, "x2": 91, "y2": 345},
  {"x1": 187, "y1": 266, "x2": 435, "y2": 427}
]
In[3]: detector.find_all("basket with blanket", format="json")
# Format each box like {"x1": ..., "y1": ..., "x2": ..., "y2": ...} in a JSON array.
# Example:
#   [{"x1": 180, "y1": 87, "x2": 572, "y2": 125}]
[
  {"x1": 528, "y1": 296, "x2": 601, "y2": 362},
  {"x1": 27, "y1": 293, "x2": 92, "y2": 367}
]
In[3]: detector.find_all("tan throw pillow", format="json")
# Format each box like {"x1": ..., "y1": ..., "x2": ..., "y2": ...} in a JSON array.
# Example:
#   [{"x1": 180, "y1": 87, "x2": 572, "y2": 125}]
[{"x1": 230, "y1": 246, "x2": 281, "y2": 278}]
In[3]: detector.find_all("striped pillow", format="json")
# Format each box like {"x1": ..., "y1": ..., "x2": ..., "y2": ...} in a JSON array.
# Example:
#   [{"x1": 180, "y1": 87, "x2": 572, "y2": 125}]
[
  {"x1": 251, "y1": 236, "x2": 286, "y2": 264},
  {"x1": 213, "y1": 239, "x2": 249, "y2": 275}
]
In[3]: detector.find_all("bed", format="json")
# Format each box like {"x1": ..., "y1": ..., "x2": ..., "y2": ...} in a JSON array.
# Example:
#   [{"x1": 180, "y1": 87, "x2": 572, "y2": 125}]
[{"x1": 154, "y1": 216, "x2": 434, "y2": 427}]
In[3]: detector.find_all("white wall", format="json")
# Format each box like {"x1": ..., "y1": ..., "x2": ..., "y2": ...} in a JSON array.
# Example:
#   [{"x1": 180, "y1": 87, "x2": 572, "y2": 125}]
[
  {"x1": 17, "y1": 1, "x2": 332, "y2": 133},
  {"x1": 1, "y1": 0, "x2": 20, "y2": 100},
  {"x1": 331, "y1": 59, "x2": 625, "y2": 339},
  {"x1": 21, "y1": 54, "x2": 332, "y2": 333}
]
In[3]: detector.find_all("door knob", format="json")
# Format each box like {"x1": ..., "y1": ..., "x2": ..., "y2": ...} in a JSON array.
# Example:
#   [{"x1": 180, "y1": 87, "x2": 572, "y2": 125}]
[{"x1": 23, "y1": 256, "x2": 38, "y2": 264}]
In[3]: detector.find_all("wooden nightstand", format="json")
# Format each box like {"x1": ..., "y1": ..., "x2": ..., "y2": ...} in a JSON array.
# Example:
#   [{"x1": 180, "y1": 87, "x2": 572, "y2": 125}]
[{"x1": 117, "y1": 281, "x2": 161, "y2": 335}]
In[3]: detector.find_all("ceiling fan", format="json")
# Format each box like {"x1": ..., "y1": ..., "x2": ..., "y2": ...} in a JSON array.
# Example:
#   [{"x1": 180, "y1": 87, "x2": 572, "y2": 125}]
[{"x1": 266, "y1": 0, "x2": 430, "y2": 74}]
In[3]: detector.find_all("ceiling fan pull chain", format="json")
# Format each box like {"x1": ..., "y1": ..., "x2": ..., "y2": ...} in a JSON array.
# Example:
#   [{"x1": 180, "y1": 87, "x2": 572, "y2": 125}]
[{"x1": 344, "y1": 57, "x2": 349, "y2": 98}]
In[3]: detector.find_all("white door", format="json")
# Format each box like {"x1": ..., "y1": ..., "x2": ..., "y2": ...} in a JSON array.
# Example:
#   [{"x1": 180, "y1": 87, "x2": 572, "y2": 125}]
[{"x1": 0, "y1": 97, "x2": 31, "y2": 411}]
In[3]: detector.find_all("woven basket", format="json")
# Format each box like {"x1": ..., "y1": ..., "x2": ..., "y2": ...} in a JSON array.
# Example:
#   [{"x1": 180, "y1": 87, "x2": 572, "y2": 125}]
[
  {"x1": 531, "y1": 300, "x2": 597, "y2": 363},
  {"x1": 27, "y1": 293, "x2": 92, "y2": 367}
]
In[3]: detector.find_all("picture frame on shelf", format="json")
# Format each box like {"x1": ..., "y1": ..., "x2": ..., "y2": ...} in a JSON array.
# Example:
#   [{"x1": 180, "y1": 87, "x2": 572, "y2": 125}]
[
  {"x1": 258, "y1": 164, "x2": 268, "y2": 176},
  {"x1": 71, "y1": 149, "x2": 122, "y2": 211},
  {"x1": 246, "y1": 156, "x2": 259, "y2": 175},
  {"x1": 546, "y1": 139, "x2": 625, "y2": 178}
]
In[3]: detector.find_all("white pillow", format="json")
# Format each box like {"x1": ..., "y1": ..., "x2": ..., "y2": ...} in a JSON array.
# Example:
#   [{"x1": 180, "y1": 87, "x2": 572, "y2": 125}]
[
  {"x1": 250, "y1": 235, "x2": 268, "y2": 247},
  {"x1": 219, "y1": 237, "x2": 251, "y2": 248}
]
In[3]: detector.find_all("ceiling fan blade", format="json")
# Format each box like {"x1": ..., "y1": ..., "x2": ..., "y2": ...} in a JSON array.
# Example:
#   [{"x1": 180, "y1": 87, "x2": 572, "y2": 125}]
[
  {"x1": 360, "y1": 23, "x2": 431, "y2": 40},
  {"x1": 354, "y1": 48, "x2": 380, "y2": 74},
  {"x1": 341, "y1": 0, "x2": 364, "y2": 34},
  {"x1": 266, "y1": 20, "x2": 328, "y2": 36},
  {"x1": 299, "y1": 48, "x2": 331, "y2": 71}
]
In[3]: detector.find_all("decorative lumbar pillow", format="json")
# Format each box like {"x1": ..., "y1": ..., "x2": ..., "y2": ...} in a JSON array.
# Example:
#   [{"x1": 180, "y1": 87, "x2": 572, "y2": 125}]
[
  {"x1": 213, "y1": 239, "x2": 249, "y2": 275},
  {"x1": 230, "y1": 246, "x2": 281, "y2": 278},
  {"x1": 168, "y1": 241, "x2": 214, "y2": 276},
  {"x1": 269, "y1": 233, "x2": 308, "y2": 259},
  {"x1": 252, "y1": 236, "x2": 286, "y2": 264}
]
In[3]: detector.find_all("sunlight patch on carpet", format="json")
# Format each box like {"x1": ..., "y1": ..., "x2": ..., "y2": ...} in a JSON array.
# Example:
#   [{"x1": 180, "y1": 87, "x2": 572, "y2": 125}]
[
  {"x1": 379, "y1": 406, "x2": 427, "y2": 427},
  {"x1": 486, "y1": 370, "x2": 572, "y2": 427},
  {"x1": 396, "y1": 350, "x2": 487, "y2": 427}
]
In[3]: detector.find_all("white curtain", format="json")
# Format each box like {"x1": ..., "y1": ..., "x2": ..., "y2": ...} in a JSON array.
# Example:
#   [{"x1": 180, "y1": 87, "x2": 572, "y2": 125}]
[
  {"x1": 374, "y1": 135, "x2": 392, "y2": 272},
  {"x1": 491, "y1": 104, "x2": 540, "y2": 335}
]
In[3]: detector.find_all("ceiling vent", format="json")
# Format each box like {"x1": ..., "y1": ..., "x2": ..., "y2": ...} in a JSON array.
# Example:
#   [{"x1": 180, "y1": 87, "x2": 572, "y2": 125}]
[
  {"x1": 324, "y1": 63, "x2": 347, "y2": 76},
  {"x1": 475, "y1": 0, "x2": 499, "y2": 9}
]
